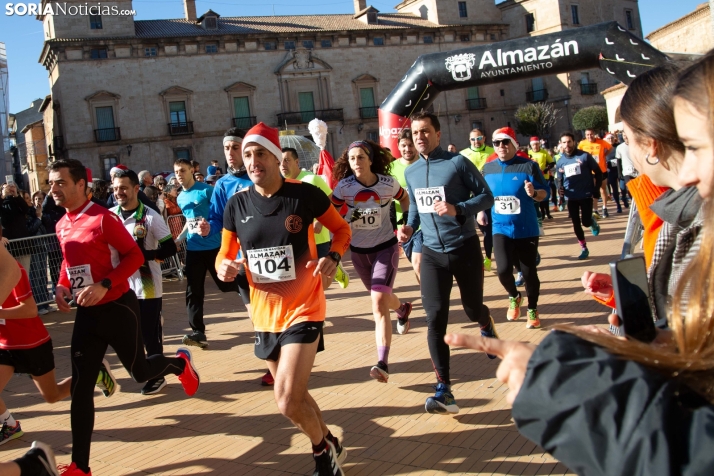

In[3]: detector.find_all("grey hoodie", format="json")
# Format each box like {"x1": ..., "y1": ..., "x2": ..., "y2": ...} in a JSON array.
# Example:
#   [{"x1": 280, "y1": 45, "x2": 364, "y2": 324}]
[{"x1": 405, "y1": 146, "x2": 494, "y2": 253}]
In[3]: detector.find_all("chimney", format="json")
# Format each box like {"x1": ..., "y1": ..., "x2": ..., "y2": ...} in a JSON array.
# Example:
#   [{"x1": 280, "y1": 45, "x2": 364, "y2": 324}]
[
  {"x1": 354, "y1": 0, "x2": 366, "y2": 14},
  {"x1": 184, "y1": 0, "x2": 197, "y2": 21}
]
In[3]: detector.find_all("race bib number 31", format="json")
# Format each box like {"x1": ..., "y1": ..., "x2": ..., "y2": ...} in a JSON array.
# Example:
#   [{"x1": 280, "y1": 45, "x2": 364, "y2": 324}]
[
  {"x1": 246, "y1": 245, "x2": 296, "y2": 284},
  {"x1": 67, "y1": 264, "x2": 94, "y2": 296},
  {"x1": 187, "y1": 217, "x2": 202, "y2": 234},
  {"x1": 352, "y1": 208, "x2": 381, "y2": 230},
  {"x1": 414, "y1": 187, "x2": 445, "y2": 214},
  {"x1": 494, "y1": 196, "x2": 521, "y2": 215}
]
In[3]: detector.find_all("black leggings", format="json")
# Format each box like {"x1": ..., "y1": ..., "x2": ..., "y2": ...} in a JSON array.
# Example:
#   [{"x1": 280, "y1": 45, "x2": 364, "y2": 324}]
[
  {"x1": 185, "y1": 248, "x2": 247, "y2": 334},
  {"x1": 549, "y1": 178, "x2": 558, "y2": 206},
  {"x1": 476, "y1": 208, "x2": 493, "y2": 260},
  {"x1": 71, "y1": 291, "x2": 185, "y2": 471},
  {"x1": 420, "y1": 235, "x2": 491, "y2": 385},
  {"x1": 567, "y1": 198, "x2": 594, "y2": 242},
  {"x1": 139, "y1": 298, "x2": 163, "y2": 357},
  {"x1": 539, "y1": 200, "x2": 551, "y2": 218},
  {"x1": 608, "y1": 170, "x2": 627, "y2": 207},
  {"x1": 493, "y1": 235, "x2": 540, "y2": 309}
]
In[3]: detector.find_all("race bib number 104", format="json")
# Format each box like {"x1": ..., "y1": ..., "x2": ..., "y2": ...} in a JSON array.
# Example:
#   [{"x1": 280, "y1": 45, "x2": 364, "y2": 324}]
[
  {"x1": 246, "y1": 245, "x2": 296, "y2": 284},
  {"x1": 414, "y1": 186, "x2": 446, "y2": 214}
]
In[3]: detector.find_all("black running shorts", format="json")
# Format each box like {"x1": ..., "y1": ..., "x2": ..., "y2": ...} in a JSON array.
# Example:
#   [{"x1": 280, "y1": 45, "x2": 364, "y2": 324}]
[
  {"x1": 255, "y1": 321, "x2": 325, "y2": 361},
  {"x1": 0, "y1": 340, "x2": 55, "y2": 377}
]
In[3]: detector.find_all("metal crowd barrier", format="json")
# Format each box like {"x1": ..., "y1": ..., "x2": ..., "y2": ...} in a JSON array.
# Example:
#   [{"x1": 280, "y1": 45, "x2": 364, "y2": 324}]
[{"x1": 5, "y1": 215, "x2": 191, "y2": 306}]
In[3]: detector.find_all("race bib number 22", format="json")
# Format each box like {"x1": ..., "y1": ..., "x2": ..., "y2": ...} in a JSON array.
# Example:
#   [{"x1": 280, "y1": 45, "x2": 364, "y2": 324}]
[{"x1": 67, "y1": 264, "x2": 94, "y2": 296}]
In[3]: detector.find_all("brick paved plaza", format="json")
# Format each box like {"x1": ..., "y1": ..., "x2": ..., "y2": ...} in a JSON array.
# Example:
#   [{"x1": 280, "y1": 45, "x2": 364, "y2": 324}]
[{"x1": 0, "y1": 212, "x2": 629, "y2": 475}]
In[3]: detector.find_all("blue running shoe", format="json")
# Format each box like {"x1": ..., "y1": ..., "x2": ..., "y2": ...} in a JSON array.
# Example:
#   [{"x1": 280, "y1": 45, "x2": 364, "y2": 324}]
[
  {"x1": 480, "y1": 316, "x2": 500, "y2": 359},
  {"x1": 578, "y1": 248, "x2": 590, "y2": 260},
  {"x1": 515, "y1": 272, "x2": 525, "y2": 287},
  {"x1": 590, "y1": 218, "x2": 600, "y2": 236},
  {"x1": 425, "y1": 383, "x2": 459, "y2": 414}
]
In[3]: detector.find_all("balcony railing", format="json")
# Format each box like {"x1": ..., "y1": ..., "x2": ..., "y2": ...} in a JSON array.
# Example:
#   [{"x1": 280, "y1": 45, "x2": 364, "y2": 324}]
[
  {"x1": 526, "y1": 89, "x2": 549, "y2": 103},
  {"x1": 168, "y1": 122, "x2": 194, "y2": 136},
  {"x1": 277, "y1": 109, "x2": 344, "y2": 126},
  {"x1": 465, "y1": 98, "x2": 487, "y2": 110},
  {"x1": 233, "y1": 116, "x2": 257, "y2": 129},
  {"x1": 359, "y1": 106, "x2": 378, "y2": 119},
  {"x1": 94, "y1": 128, "x2": 121, "y2": 142},
  {"x1": 580, "y1": 82, "x2": 598, "y2": 95}
]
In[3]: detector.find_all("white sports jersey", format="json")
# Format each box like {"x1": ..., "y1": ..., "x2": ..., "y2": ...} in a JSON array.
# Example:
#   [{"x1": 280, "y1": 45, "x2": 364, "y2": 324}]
[
  {"x1": 112, "y1": 203, "x2": 173, "y2": 299},
  {"x1": 331, "y1": 173, "x2": 405, "y2": 250}
]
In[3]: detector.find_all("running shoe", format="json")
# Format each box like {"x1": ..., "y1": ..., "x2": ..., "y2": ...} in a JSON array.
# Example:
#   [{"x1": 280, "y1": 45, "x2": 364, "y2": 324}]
[
  {"x1": 370, "y1": 361, "x2": 389, "y2": 383},
  {"x1": 616, "y1": 205, "x2": 623, "y2": 214},
  {"x1": 57, "y1": 462, "x2": 91, "y2": 475},
  {"x1": 480, "y1": 316, "x2": 499, "y2": 359},
  {"x1": 396, "y1": 302, "x2": 412, "y2": 335},
  {"x1": 38, "y1": 307, "x2": 50, "y2": 316},
  {"x1": 592, "y1": 211, "x2": 602, "y2": 220},
  {"x1": 538, "y1": 225, "x2": 545, "y2": 236},
  {"x1": 24, "y1": 441, "x2": 60, "y2": 476},
  {"x1": 602, "y1": 208, "x2": 609, "y2": 218},
  {"x1": 590, "y1": 219, "x2": 601, "y2": 236},
  {"x1": 176, "y1": 347, "x2": 200, "y2": 397},
  {"x1": 182, "y1": 331, "x2": 208, "y2": 349},
  {"x1": 0, "y1": 421, "x2": 24, "y2": 446},
  {"x1": 515, "y1": 272, "x2": 525, "y2": 287},
  {"x1": 483, "y1": 257, "x2": 492, "y2": 272},
  {"x1": 141, "y1": 377, "x2": 167, "y2": 395},
  {"x1": 578, "y1": 248, "x2": 590, "y2": 260},
  {"x1": 558, "y1": 202, "x2": 565, "y2": 212},
  {"x1": 526, "y1": 309, "x2": 541, "y2": 329},
  {"x1": 96, "y1": 358, "x2": 118, "y2": 398},
  {"x1": 334, "y1": 263, "x2": 349, "y2": 289},
  {"x1": 507, "y1": 293, "x2": 522, "y2": 321},
  {"x1": 425, "y1": 383, "x2": 459, "y2": 414},
  {"x1": 327, "y1": 435, "x2": 347, "y2": 465},
  {"x1": 261, "y1": 370, "x2": 274, "y2": 386},
  {"x1": 313, "y1": 440, "x2": 344, "y2": 476}
]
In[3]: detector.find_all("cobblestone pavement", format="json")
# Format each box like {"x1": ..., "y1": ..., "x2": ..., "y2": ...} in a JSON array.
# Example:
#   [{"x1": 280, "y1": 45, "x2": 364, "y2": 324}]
[{"x1": 0, "y1": 211, "x2": 631, "y2": 475}]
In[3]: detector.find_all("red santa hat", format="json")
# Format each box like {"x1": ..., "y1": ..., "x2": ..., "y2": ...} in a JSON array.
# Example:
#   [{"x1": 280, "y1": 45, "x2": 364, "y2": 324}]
[
  {"x1": 529, "y1": 136, "x2": 540, "y2": 143},
  {"x1": 492, "y1": 127, "x2": 519, "y2": 148},
  {"x1": 242, "y1": 122, "x2": 282, "y2": 161},
  {"x1": 110, "y1": 164, "x2": 128, "y2": 177}
]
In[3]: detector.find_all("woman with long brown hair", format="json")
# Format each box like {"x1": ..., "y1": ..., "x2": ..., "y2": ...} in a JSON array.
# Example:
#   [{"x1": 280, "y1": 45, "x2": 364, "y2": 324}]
[
  {"x1": 331, "y1": 140, "x2": 412, "y2": 383},
  {"x1": 445, "y1": 50, "x2": 714, "y2": 475}
]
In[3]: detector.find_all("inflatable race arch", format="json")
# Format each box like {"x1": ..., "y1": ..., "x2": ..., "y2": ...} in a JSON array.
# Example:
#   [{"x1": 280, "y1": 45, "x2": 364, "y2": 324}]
[{"x1": 378, "y1": 22, "x2": 670, "y2": 155}]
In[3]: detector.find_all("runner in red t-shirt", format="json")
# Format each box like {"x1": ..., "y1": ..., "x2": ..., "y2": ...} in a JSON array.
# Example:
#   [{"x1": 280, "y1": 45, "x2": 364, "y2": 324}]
[
  {"x1": 49, "y1": 159, "x2": 200, "y2": 476},
  {"x1": 0, "y1": 256, "x2": 71, "y2": 447}
]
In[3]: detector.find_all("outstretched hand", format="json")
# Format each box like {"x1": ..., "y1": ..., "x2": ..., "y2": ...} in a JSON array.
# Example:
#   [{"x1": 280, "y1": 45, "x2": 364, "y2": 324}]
[{"x1": 445, "y1": 334, "x2": 535, "y2": 405}]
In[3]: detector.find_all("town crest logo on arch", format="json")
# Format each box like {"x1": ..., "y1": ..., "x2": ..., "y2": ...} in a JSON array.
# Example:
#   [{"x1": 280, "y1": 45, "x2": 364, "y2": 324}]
[{"x1": 445, "y1": 53, "x2": 477, "y2": 82}]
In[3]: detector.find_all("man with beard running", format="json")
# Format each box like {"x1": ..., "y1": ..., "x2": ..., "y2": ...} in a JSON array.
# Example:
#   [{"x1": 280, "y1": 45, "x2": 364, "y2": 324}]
[
  {"x1": 50, "y1": 159, "x2": 199, "y2": 476},
  {"x1": 556, "y1": 132, "x2": 604, "y2": 260},
  {"x1": 216, "y1": 123, "x2": 351, "y2": 476},
  {"x1": 397, "y1": 112, "x2": 496, "y2": 415}
]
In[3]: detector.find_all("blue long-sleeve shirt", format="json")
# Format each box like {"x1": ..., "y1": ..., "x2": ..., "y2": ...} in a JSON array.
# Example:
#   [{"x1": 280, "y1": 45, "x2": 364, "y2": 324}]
[
  {"x1": 555, "y1": 149, "x2": 603, "y2": 201},
  {"x1": 177, "y1": 181, "x2": 221, "y2": 251},
  {"x1": 208, "y1": 171, "x2": 253, "y2": 237},
  {"x1": 405, "y1": 146, "x2": 494, "y2": 253},
  {"x1": 482, "y1": 156, "x2": 550, "y2": 239}
]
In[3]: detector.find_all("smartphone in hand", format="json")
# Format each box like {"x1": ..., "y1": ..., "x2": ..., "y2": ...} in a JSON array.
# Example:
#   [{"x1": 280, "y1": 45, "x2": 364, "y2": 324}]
[{"x1": 610, "y1": 257, "x2": 657, "y2": 343}]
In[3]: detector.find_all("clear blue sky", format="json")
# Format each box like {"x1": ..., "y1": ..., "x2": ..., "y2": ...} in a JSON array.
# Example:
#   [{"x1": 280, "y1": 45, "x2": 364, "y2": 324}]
[{"x1": 0, "y1": 0, "x2": 708, "y2": 113}]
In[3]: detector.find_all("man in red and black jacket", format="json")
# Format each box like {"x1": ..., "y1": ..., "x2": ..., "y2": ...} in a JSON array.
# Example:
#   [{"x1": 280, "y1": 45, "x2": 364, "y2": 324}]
[{"x1": 49, "y1": 159, "x2": 200, "y2": 476}]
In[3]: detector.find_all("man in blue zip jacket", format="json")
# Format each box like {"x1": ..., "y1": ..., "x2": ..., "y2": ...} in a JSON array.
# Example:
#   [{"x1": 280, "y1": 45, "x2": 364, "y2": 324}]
[
  {"x1": 397, "y1": 112, "x2": 495, "y2": 415},
  {"x1": 481, "y1": 127, "x2": 549, "y2": 331},
  {"x1": 555, "y1": 131, "x2": 603, "y2": 260}
]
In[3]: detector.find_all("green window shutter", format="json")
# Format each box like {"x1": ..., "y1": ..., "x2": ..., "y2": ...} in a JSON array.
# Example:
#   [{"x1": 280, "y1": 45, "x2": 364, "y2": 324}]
[
  {"x1": 233, "y1": 97, "x2": 251, "y2": 119},
  {"x1": 95, "y1": 106, "x2": 115, "y2": 129},
  {"x1": 359, "y1": 87, "x2": 375, "y2": 107},
  {"x1": 298, "y1": 92, "x2": 315, "y2": 122},
  {"x1": 467, "y1": 86, "x2": 480, "y2": 99}
]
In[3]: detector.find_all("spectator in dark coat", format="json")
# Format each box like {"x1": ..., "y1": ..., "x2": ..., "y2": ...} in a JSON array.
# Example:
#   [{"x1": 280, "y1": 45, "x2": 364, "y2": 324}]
[{"x1": 1, "y1": 183, "x2": 31, "y2": 271}]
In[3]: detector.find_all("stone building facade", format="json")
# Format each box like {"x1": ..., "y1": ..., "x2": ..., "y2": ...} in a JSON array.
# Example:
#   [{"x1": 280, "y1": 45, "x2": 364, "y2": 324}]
[
  {"x1": 646, "y1": 2, "x2": 713, "y2": 55},
  {"x1": 36, "y1": 0, "x2": 642, "y2": 182}
]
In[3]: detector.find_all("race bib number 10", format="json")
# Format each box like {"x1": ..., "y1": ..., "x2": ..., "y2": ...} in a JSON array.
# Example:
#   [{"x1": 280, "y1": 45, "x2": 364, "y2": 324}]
[
  {"x1": 352, "y1": 208, "x2": 381, "y2": 230},
  {"x1": 67, "y1": 264, "x2": 94, "y2": 296},
  {"x1": 414, "y1": 187, "x2": 445, "y2": 214},
  {"x1": 246, "y1": 245, "x2": 296, "y2": 284}
]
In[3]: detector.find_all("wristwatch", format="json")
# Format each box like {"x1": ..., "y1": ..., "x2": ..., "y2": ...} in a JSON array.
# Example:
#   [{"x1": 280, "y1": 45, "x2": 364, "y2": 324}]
[
  {"x1": 100, "y1": 278, "x2": 112, "y2": 290},
  {"x1": 327, "y1": 251, "x2": 341, "y2": 264},
  {"x1": 454, "y1": 204, "x2": 464, "y2": 216}
]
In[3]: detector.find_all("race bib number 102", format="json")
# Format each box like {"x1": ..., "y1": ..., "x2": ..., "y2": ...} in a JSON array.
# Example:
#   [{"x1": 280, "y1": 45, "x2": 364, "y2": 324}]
[
  {"x1": 414, "y1": 186, "x2": 445, "y2": 214},
  {"x1": 246, "y1": 245, "x2": 296, "y2": 284}
]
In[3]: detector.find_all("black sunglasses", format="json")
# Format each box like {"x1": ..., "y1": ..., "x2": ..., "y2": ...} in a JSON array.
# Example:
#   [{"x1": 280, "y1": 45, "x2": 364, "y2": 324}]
[{"x1": 492, "y1": 140, "x2": 512, "y2": 147}]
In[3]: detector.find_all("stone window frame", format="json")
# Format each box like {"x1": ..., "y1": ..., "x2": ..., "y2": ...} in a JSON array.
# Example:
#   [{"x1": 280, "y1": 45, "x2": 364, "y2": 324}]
[
  {"x1": 205, "y1": 43, "x2": 218, "y2": 54},
  {"x1": 284, "y1": 40, "x2": 296, "y2": 50},
  {"x1": 321, "y1": 39, "x2": 332, "y2": 48},
  {"x1": 302, "y1": 40, "x2": 314, "y2": 49},
  {"x1": 89, "y1": 14, "x2": 103, "y2": 30},
  {"x1": 84, "y1": 90, "x2": 121, "y2": 133},
  {"x1": 423, "y1": 35, "x2": 433, "y2": 44},
  {"x1": 224, "y1": 82, "x2": 257, "y2": 125},
  {"x1": 173, "y1": 147, "x2": 193, "y2": 161},
  {"x1": 264, "y1": 41, "x2": 277, "y2": 50},
  {"x1": 159, "y1": 86, "x2": 194, "y2": 128},
  {"x1": 624, "y1": 9, "x2": 636, "y2": 30},
  {"x1": 352, "y1": 74, "x2": 380, "y2": 119},
  {"x1": 458, "y1": 1, "x2": 467, "y2": 18},
  {"x1": 144, "y1": 46, "x2": 158, "y2": 57},
  {"x1": 100, "y1": 155, "x2": 118, "y2": 181},
  {"x1": 90, "y1": 47, "x2": 108, "y2": 59},
  {"x1": 373, "y1": 37, "x2": 385, "y2": 46}
]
